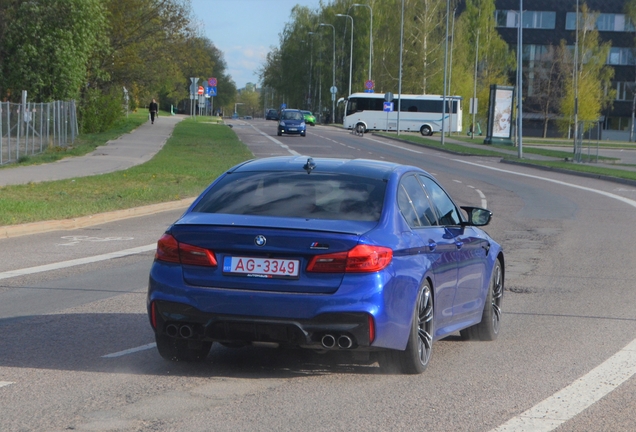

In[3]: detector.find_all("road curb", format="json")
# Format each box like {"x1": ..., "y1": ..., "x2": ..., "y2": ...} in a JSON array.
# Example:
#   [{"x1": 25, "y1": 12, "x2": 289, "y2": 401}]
[{"x1": 0, "y1": 198, "x2": 195, "y2": 239}]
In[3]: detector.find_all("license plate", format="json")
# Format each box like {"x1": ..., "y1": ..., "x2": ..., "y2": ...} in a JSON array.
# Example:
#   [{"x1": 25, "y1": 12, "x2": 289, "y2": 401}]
[
  {"x1": 223, "y1": 256, "x2": 300, "y2": 279},
  {"x1": 288, "y1": 128, "x2": 297, "y2": 131}
]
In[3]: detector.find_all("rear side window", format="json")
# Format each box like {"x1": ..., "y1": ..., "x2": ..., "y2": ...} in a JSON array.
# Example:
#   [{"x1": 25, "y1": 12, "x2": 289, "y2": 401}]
[
  {"x1": 398, "y1": 175, "x2": 438, "y2": 227},
  {"x1": 418, "y1": 175, "x2": 462, "y2": 226},
  {"x1": 193, "y1": 172, "x2": 386, "y2": 221}
]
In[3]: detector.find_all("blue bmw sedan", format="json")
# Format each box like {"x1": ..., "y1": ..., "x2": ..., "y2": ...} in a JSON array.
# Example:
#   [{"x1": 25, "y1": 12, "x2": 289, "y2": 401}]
[{"x1": 147, "y1": 156, "x2": 504, "y2": 374}]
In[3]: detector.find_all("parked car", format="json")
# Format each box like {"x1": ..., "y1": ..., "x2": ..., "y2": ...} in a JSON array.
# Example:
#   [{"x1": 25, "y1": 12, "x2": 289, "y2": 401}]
[
  {"x1": 266, "y1": 109, "x2": 279, "y2": 121},
  {"x1": 301, "y1": 110, "x2": 316, "y2": 126},
  {"x1": 277, "y1": 109, "x2": 306, "y2": 137},
  {"x1": 147, "y1": 156, "x2": 504, "y2": 374}
]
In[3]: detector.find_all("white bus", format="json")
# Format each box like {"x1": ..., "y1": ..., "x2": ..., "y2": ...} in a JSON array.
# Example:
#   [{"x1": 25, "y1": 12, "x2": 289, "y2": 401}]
[{"x1": 343, "y1": 92, "x2": 463, "y2": 136}]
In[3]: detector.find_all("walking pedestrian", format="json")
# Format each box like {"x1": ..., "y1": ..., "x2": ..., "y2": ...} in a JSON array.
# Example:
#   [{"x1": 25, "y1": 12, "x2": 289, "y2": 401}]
[{"x1": 149, "y1": 98, "x2": 158, "y2": 124}]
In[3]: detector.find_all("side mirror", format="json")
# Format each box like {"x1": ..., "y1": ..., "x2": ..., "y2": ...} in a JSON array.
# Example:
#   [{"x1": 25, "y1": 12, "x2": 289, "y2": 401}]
[{"x1": 460, "y1": 206, "x2": 492, "y2": 227}]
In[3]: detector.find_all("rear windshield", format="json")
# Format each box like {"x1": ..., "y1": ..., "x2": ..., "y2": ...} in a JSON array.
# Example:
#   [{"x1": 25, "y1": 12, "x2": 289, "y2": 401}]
[{"x1": 193, "y1": 172, "x2": 386, "y2": 221}]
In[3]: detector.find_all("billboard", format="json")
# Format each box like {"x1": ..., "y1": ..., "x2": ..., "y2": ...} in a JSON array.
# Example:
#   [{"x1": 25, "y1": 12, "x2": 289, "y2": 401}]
[{"x1": 485, "y1": 85, "x2": 515, "y2": 145}]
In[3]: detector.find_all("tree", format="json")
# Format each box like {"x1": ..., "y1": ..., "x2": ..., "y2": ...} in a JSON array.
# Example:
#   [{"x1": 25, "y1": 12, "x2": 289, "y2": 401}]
[
  {"x1": 526, "y1": 44, "x2": 569, "y2": 138},
  {"x1": 237, "y1": 87, "x2": 260, "y2": 117},
  {"x1": 559, "y1": 4, "x2": 614, "y2": 134},
  {"x1": 0, "y1": 0, "x2": 108, "y2": 102}
]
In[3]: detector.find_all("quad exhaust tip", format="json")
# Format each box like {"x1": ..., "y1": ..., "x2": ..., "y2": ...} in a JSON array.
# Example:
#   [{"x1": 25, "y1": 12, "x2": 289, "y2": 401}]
[
  {"x1": 337, "y1": 335, "x2": 353, "y2": 349},
  {"x1": 321, "y1": 334, "x2": 354, "y2": 349},
  {"x1": 165, "y1": 323, "x2": 194, "y2": 339}
]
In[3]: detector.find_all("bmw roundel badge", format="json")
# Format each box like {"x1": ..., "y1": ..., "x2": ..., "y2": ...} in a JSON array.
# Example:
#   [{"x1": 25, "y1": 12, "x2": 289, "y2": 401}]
[{"x1": 254, "y1": 235, "x2": 267, "y2": 247}]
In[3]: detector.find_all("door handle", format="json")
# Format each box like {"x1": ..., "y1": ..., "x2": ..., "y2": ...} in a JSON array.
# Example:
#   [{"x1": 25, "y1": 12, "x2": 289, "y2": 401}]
[{"x1": 428, "y1": 241, "x2": 437, "y2": 252}]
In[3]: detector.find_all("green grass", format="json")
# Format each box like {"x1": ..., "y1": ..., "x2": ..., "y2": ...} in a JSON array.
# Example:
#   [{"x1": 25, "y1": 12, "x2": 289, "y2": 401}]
[
  {"x1": 3, "y1": 118, "x2": 636, "y2": 227},
  {"x1": 376, "y1": 131, "x2": 636, "y2": 182},
  {"x1": 0, "y1": 118, "x2": 252, "y2": 225}
]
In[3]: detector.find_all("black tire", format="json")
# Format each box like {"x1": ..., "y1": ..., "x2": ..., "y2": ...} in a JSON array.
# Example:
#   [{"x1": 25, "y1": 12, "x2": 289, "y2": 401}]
[
  {"x1": 155, "y1": 334, "x2": 212, "y2": 362},
  {"x1": 356, "y1": 123, "x2": 366, "y2": 135},
  {"x1": 378, "y1": 281, "x2": 434, "y2": 374},
  {"x1": 277, "y1": 130, "x2": 282, "y2": 136},
  {"x1": 420, "y1": 125, "x2": 432, "y2": 136},
  {"x1": 460, "y1": 258, "x2": 503, "y2": 341},
  {"x1": 301, "y1": 132, "x2": 306, "y2": 137}
]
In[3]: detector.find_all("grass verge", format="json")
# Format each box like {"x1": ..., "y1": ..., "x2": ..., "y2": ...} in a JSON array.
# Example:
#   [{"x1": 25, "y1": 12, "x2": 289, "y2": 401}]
[
  {"x1": 377, "y1": 132, "x2": 636, "y2": 182},
  {"x1": 0, "y1": 118, "x2": 252, "y2": 225}
]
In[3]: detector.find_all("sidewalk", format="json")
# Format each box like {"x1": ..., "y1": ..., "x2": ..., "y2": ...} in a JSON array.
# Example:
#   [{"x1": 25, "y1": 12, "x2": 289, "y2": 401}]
[
  {"x1": 0, "y1": 115, "x2": 189, "y2": 238},
  {"x1": 0, "y1": 114, "x2": 184, "y2": 187}
]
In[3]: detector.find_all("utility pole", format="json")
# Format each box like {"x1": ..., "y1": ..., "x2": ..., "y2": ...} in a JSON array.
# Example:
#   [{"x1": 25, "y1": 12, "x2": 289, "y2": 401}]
[
  {"x1": 441, "y1": 0, "x2": 450, "y2": 145},
  {"x1": 517, "y1": 0, "x2": 523, "y2": 158}
]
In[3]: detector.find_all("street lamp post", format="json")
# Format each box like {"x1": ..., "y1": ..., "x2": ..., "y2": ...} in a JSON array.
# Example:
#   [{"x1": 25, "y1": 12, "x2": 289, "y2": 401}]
[
  {"x1": 319, "y1": 23, "x2": 335, "y2": 124},
  {"x1": 441, "y1": 0, "x2": 450, "y2": 145},
  {"x1": 517, "y1": 0, "x2": 523, "y2": 158},
  {"x1": 352, "y1": 3, "x2": 372, "y2": 82},
  {"x1": 308, "y1": 32, "x2": 315, "y2": 111},
  {"x1": 234, "y1": 102, "x2": 243, "y2": 116},
  {"x1": 336, "y1": 14, "x2": 353, "y2": 97}
]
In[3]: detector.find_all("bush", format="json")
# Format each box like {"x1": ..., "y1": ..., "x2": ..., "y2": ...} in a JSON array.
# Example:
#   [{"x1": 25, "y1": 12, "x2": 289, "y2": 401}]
[{"x1": 79, "y1": 87, "x2": 124, "y2": 133}]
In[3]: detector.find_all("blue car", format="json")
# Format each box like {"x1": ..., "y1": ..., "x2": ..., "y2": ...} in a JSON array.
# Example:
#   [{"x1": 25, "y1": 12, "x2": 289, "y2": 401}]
[
  {"x1": 277, "y1": 109, "x2": 306, "y2": 136},
  {"x1": 147, "y1": 156, "x2": 504, "y2": 374}
]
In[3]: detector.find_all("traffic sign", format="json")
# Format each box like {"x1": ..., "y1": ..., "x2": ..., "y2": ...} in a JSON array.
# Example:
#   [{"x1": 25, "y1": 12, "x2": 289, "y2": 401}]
[
  {"x1": 198, "y1": 86, "x2": 204, "y2": 95},
  {"x1": 384, "y1": 92, "x2": 394, "y2": 102},
  {"x1": 208, "y1": 77, "x2": 217, "y2": 87},
  {"x1": 365, "y1": 80, "x2": 374, "y2": 90},
  {"x1": 330, "y1": 86, "x2": 338, "y2": 95},
  {"x1": 190, "y1": 77, "x2": 199, "y2": 95},
  {"x1": 383, "y1": 102, "x2": 394, "y2": 112},
  {"x1": 207, "y1": 86, "x2": 217, "y2": 97}
]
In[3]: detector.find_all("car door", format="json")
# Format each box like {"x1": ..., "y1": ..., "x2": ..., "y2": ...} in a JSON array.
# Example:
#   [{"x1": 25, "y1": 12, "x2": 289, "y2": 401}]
[
  {"x1": 418, "y1": 175, "x2": 487, "y2": 324},
  {"x1": 397, "y1": 174, "x2": 457, "y2": 331}
]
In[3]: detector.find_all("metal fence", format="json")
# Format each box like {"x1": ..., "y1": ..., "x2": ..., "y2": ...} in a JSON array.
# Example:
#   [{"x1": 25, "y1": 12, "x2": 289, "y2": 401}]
[{"x1": 0, "y1": 100, "x2": 78, "y2": 166}]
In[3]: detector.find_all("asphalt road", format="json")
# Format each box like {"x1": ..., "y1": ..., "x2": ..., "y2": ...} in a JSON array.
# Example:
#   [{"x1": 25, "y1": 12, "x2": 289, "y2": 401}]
[{"x1": 1, "y1": 118, "x2": 635, "y2": 431}]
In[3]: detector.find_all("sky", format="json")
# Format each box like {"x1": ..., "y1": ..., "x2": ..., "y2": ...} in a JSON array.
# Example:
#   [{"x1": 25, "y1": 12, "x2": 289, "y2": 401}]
[{"x1": 190, "y1": 0, "x2": 322, "y2": 90}]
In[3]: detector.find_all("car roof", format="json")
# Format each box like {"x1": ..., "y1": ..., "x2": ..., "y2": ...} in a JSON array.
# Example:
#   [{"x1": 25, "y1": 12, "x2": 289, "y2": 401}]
[{"x1": 228, "y1": 156, "x2": 414, "y2": 180}]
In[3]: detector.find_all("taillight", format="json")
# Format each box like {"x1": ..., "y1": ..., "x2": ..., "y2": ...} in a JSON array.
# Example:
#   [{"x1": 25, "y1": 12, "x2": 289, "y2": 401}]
[
  {"x1": 155, "y1": 233, "x2": 217, "y2": 267},
  {"x1": 155, "y1": 234, "x2": 179, "y2": 263},
  {"x1": 179, "y1": 242, "x2": 218, "y2": 266},
  {"x1": 368, "y1": 314, "x2": 375, "y2": 343},
  {"x1": 307, "y1": 245, "x2": 392, "y2": 273},
  {"x1": 150, "y1": 301, "x2": 157, "y2": 329}
]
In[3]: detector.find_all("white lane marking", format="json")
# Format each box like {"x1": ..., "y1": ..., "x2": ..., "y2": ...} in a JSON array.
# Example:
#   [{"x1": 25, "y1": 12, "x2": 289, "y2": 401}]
[
  {"x1": 0, "y1": 381, "x2": 14, "y2": 388},
  {"x1": 491, "y1": 339, "x2": 636, "y2": 432},
  {"x1": 0, "y1": 244, "x2": 156, "y2": 281},
  {"x1": 248, "y1": 124, "x2": 299, "y2": 156},
  {"x1": 57, "y1": 235, "x2": 134, "y2": 246},
  {"x1": 476, "y1": 189, "x2": 487, "y2": 208},
  {"x1": 365, "y1": 136, "x2": 424, "y2": 154},
  {"x1": 102, "y1": 343, "x2": 157, "y2": 358},
  {"x1": 453, "y1": 159, "x2": 636, "y2": 209}
]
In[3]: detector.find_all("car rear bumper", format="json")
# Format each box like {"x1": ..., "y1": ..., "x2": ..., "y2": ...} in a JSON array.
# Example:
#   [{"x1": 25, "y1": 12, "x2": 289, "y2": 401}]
[
  {"x1": 147, "y1": 263, "x2": 416, "y2": 351},
  {"x1": 150, "y1": 299, "x2": 373, "y2": 350}
]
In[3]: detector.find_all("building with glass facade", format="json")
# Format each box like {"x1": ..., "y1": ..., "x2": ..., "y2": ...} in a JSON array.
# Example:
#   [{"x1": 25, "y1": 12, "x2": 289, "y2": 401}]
[{"x1": 494, "y1": 0, "x2": 634, "y2": 139}]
